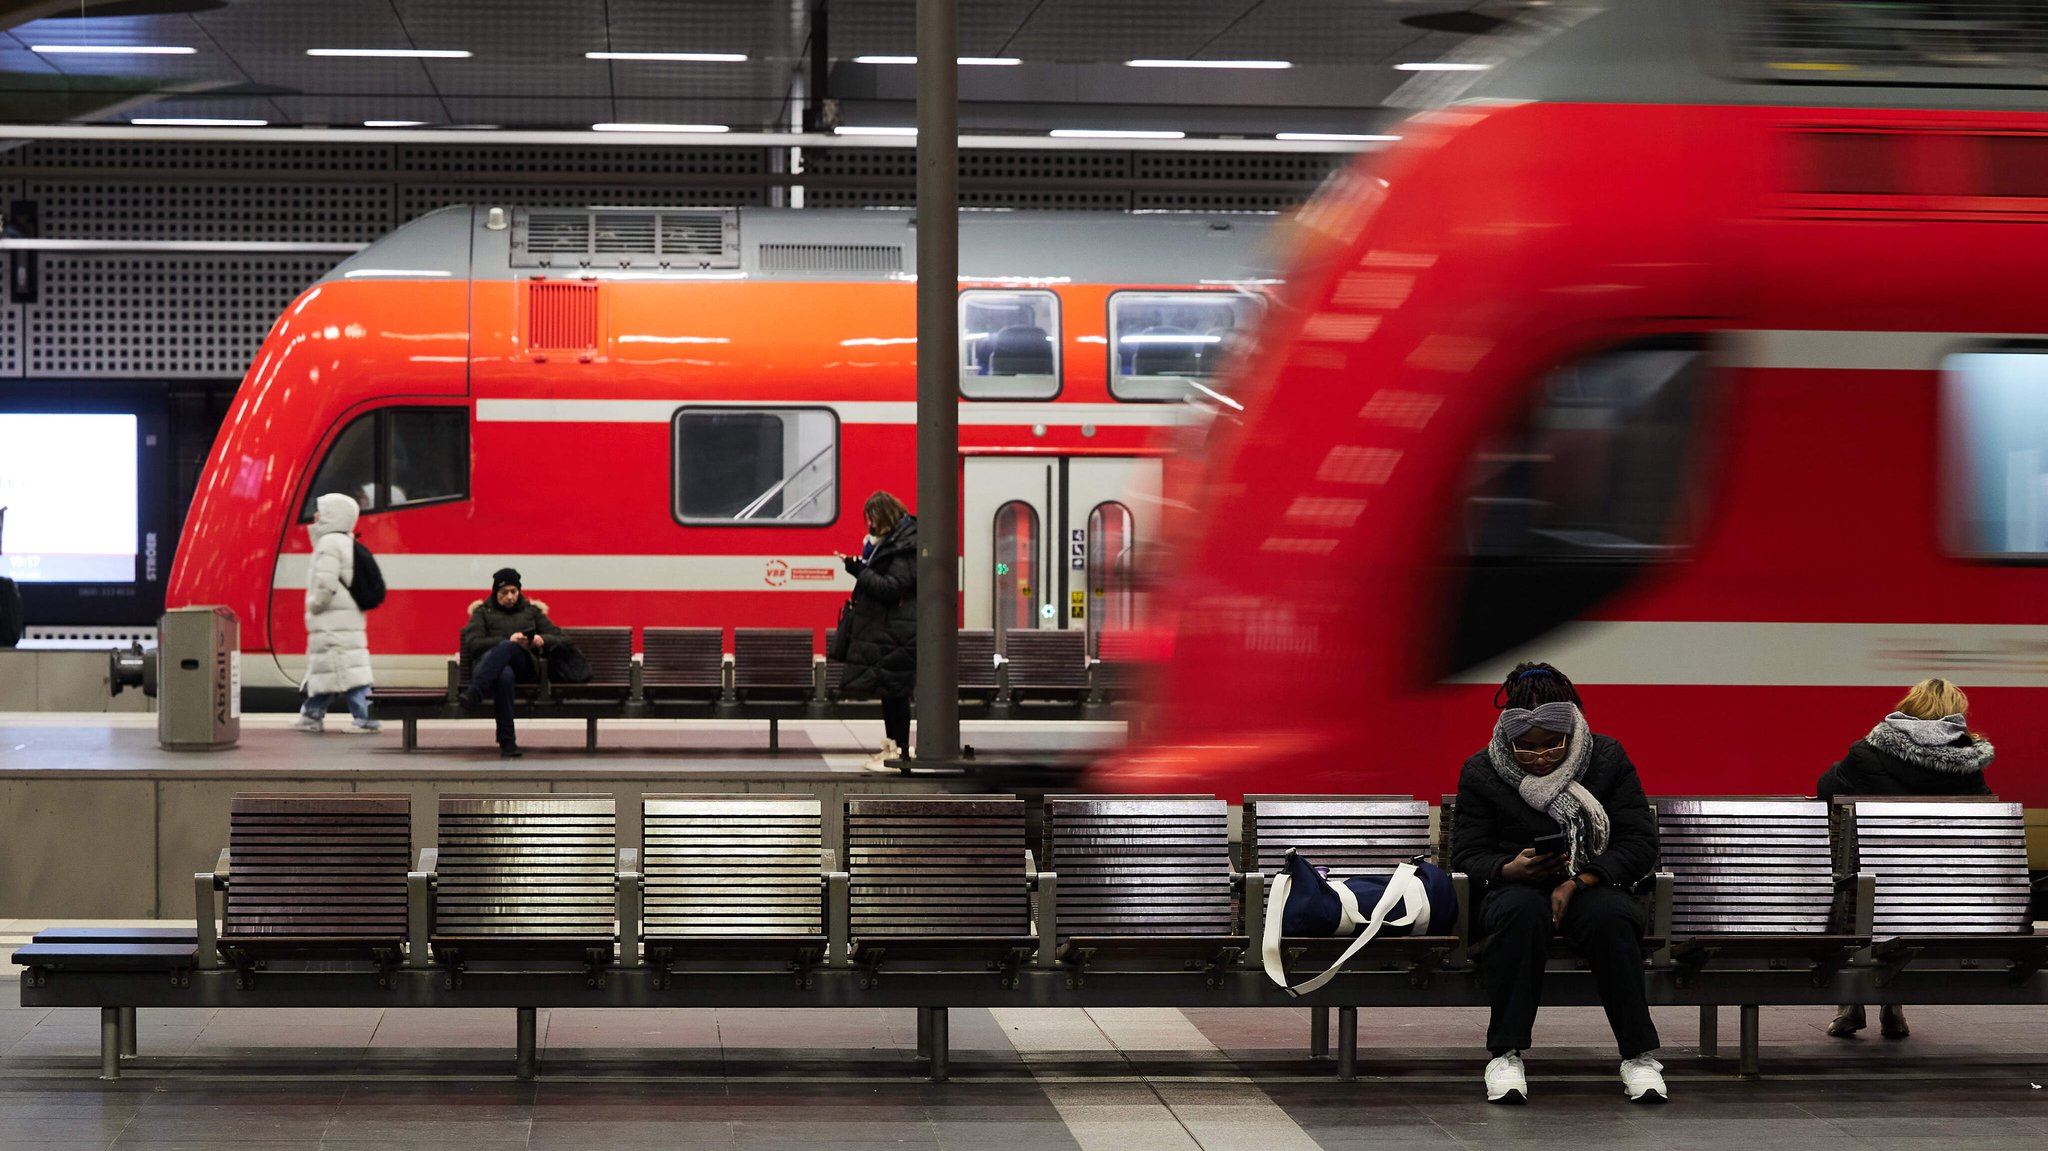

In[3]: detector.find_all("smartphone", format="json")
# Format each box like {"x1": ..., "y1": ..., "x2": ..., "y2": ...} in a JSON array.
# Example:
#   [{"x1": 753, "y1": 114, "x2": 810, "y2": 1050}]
[{"x1": 1529, "y1": 831, "x2": 1567, "y2": 855}]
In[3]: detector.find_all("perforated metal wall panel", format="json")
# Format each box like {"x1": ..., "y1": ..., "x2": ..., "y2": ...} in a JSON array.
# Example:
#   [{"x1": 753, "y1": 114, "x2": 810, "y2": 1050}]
[
  {"x1": 15, "y1": 141, "x2": 394, "y2": 173},
  {"x1": 0, "y1": 179, "x2": 20, "y2": 378},
  {"x1": 29, "y1": 181, "x2": 394, "y2": 243},
  {"x1": 401, "y1": 184, "x2": 767, "y2": 221},
  {"x1": 395, "y1": 146, "x2": 771, "y2": 177},
  {"x1": 25, "y1": 255, "x2": 340, "y2": 379}
]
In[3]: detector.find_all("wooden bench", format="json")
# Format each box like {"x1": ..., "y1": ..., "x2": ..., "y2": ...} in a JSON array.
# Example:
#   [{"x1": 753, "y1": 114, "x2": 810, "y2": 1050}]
[
  {"x1": 732, "y1": 628, "x2": 815, "y2": 704},
  {"x1": 214, "y1": 793, "x2": 411, "y2": 980},
  {"x1": 1004, "y1": 630, "x2": 1090, "y2": 704},
  {"x1": 640, "y1": 794, "x2": 828, "y2": 983},
  {"x1": 547, "y1": 626, "x2": 635, "y2": 704},
  {"x1": 1839, "y1": 797, "x2": 2044, "y2": 985},
  {"x1": 641, "y1": 626, "x2": 724, "y2": 705},
  {"x1": 1043, "y1": 795, "x2": 1245, "y2": 977}
]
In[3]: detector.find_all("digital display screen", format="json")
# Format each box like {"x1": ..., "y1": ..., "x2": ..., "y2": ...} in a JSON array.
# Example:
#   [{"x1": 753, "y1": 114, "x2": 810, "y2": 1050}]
[{"x1": 0, "y1": 413, "x2": 140, "y2": 584}]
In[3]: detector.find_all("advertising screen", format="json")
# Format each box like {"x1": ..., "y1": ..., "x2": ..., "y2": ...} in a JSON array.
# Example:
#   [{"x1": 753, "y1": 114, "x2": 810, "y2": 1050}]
[{"x1": 0, "y1": 413, "x2": 140, "y2": 584}]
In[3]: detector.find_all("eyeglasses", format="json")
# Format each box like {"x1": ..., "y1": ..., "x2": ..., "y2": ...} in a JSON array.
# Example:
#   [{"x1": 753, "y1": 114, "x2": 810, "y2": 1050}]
[{"x1": 1511, "y1": 735, "x2": 1569, "y2": 765}]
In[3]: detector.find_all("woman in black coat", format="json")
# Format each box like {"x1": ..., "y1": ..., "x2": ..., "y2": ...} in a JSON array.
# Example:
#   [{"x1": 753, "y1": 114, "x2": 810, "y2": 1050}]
[
  {"x1": 1451, "y1": 662, "x2": 1666, "y2": 1106},
  {"x1": 838, "y1": 491, "x2": 917, "y2": 771},
  {"x1": 1818, "y1": 677, "x2": 1995, "y2": 1039}
]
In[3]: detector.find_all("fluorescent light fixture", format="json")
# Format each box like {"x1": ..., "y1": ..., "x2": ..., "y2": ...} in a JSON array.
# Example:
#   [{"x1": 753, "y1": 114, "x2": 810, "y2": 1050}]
[
  {"x1": 854, "y1": 55, "x2": 1021, "y2": 65},
  {"x1": 591, "y1": 122, "x2": 730, "y2": 133},
  {"x1": 833, "y1": 125, "x2": 917, "y2": 136},
  {"x1": 1394, "y1": 61, "x2": 1490, "y2": 71},
  {"x1": 363, "y1": 120, "x2": 427, "y2": 127},
  {"x1": 131, "y1": 117, "x2": 268, "y2": 126},
  {"x1": 32, "y1": 44, "x2": 196, "y2": 55},
  {"x1": 586, "y1": 51, "x2": 748, "y2": 62},
  {"x1": 306, "y1": 48, "x2": 473, "y2": 59},
  {"x1": 1126, "y1": 59, "x2": 1291, "y2": 70},
  {"x1": 1275, "y1": 132, "x2": 1401, "y2": 142},
  {"x1": 1049, "y1": 128, "x2": 1186, "y2": 139}
]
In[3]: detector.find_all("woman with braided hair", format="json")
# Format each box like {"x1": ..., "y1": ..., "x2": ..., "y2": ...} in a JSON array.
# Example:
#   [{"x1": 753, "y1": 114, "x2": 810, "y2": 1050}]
[{"x1": 1450, "y1": 662, "x2": 1665, "y2": 1106}]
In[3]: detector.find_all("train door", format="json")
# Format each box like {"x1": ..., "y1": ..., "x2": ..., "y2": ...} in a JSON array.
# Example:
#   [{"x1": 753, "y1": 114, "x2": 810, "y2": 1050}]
[{"x1": 962, "y1": 456, "x2": 1161, "y2": 656}]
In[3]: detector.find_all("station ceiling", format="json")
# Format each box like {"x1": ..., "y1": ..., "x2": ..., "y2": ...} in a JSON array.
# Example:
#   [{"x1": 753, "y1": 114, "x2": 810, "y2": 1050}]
[{"x1": 0, "y1": 0, "x2": 1553, "y2": 138}]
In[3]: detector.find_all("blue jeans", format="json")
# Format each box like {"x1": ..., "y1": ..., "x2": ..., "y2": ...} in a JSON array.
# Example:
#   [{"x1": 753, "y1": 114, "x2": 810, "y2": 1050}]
[
  {"x1": 302, "y1": 684, "x2": 371, "y2": 723},
  {"x1": 472, "y1": 640, "x2": 537, "y2": 744}
]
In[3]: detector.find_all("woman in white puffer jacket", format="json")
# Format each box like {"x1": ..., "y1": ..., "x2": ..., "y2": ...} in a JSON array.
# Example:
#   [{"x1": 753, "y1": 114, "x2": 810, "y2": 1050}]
[{"x1": 294, "y1": 493, "x2": 379, "y2": 733}]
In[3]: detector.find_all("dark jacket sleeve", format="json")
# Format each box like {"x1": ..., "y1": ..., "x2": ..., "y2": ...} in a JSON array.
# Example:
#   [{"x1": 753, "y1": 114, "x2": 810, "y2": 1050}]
[
  {"x1": 1450, "y1": 759, "x2": 1514, "y2": 884},
  {"x1": 529, "y1": 604, "x2": 566, "y2": 646},
  {"x1": 1816, "y1": 742, "x2": 1877, "y2": 805},
  {"x1": 460, "y1": 608, "x2": 493, "y2": 664},
  {"x1": 1581, "y1": 738, "x2": 1656, "y2": 889},
  {"x1": 855, "y1": 549, "x2": 915, "y2": 605}
]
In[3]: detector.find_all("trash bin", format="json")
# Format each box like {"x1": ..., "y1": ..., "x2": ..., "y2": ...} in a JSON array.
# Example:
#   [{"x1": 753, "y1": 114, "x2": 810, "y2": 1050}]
[{"x1": 157, "y1": 606, "x2": 239, "y2": 750}]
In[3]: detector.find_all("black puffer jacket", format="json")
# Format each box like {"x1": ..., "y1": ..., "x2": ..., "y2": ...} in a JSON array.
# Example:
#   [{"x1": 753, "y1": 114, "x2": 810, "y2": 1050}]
[
  {"x1": 840, "y1": 515, "x2": 917, "y2": 698},
  {"x1": 459, "y1": 594, "x2": 565, "y2": 666},
  {"x1": 1816, "y1": 725, "x2": 1994, "y2": 804},
  {"x1": 1450, "y1": 734, "x2": 1658, "y2": 891}
]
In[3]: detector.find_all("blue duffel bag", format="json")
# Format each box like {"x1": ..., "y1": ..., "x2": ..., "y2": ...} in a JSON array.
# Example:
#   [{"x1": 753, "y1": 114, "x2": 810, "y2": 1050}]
[{"x1": 1259, "y1": 848, "x2": 1458, "y2": 995}]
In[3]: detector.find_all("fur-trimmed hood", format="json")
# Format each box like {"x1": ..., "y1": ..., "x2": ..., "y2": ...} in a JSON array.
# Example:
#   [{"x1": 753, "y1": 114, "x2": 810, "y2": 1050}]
[{"x1": 1863, "y1": 721, "x2": 1995, "y2": 775}]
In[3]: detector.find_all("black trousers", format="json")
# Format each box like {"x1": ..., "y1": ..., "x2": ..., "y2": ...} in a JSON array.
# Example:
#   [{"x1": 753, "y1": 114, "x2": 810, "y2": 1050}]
[
  {"x1": 880, "y1": 694, "x2": 911, "y2": 754},
  {"x1": 1479, "y1": 882, "x2": 1660, "y2": 1059},
  {"x1": 473, "y1": 640, "x2": 537, "y2": 745}
]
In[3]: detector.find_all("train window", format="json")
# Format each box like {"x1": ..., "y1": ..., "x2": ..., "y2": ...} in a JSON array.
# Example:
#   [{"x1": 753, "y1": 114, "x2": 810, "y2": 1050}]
[
  {"x1": 1109, "y1": 291, "x2": 1261, "y2": 402},
  {"x1": 1448, "y1": 340, "x2": 1714, "y2": 672},
  {"x1": 959, "y1": 290, "x2": 1060, "y2": 400},
  {"x1": 672, "y1": 407, "x2": 838, "y2": 526},
  {"x1": 1942, "y1": 349, "x2": 2048, "y2": 559},
  {"x1": 300, "y1": 407, "x2": 470, "y2": 520},
  {"x1": 387, "y1": 409, "x2": 468, "y2": 508}
]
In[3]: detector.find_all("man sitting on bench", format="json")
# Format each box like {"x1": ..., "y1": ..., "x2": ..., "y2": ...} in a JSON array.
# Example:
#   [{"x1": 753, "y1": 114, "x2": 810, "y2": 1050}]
[{"x1": 459, "y1": 567, "x2": 564, "y2": 758}]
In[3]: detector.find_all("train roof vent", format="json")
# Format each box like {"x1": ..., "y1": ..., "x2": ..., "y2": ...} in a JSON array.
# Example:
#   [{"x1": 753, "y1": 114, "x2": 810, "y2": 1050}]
[
  {"x1": 1779, "y1": 129, "x2": 2048, "y2": 219},
  {"x1": 756, "y1": 243, "x2": 905, "y2": 275},
  {"x1": 510, "y1": 207, "x2": 740, "y2": 270}
]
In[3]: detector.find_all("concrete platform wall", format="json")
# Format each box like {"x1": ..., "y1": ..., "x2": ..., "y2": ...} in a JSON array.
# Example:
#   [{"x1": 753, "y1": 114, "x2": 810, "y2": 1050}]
[
  {"x1": 0, "y1": 771, "x2": 955, "y2": 919},
  {"x1": 0, "y1": 651, "x2": 154, "y2": 713}
]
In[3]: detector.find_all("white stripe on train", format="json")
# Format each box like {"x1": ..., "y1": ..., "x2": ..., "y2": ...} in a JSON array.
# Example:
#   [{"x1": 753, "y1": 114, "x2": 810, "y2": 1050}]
[
  {"x1": 273, "y1": 553, "x2": 857, "y2": 592},
  {"x1": 474, "y1": 399, "x2": 1205, "y2": 427}
]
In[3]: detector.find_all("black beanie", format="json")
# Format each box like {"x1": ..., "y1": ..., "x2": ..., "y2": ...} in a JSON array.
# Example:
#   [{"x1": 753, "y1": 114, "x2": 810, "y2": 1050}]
[{"x1": 491, "y1": 567, "x2": 522, "y2": 595}]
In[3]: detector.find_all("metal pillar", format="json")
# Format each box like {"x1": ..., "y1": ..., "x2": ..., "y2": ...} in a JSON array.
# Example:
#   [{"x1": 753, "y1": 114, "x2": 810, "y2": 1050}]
[
  {"x1": 1309, "y1": 1006, "x2": 1330, "y2": 1058},
  {"x1": 927, "y1": 1006, "x2": 950, "y2": 1082},
  {"x1": 99, "y1": 1008, "x2": 120, "y2": 1080},
  {"x1": 118, "y1": 1007, "x2": 137, "y2": 1058},
  {"x1": 1698, "y1": 1005, "x2": 1717, "y2": 1059},
  {"x1": 912, "y1": 0, "x2": 961, "y2": 763},
  {"x1": 804, "y1": 1, "x2": 831, "y2": 133},
  {"x1": 917, "y1": 1005, "x2": 932, "y2": 1059},
  {"x1": 1737, "y1": 1004, "x2": 1760, "y2": 1080},
  {"x1": 1336, "y1": 1006, "x2": 1358, "y2": 1082},
  {"x1": 515, "y1": 1007, "x2": 538, "y2": 1080}
]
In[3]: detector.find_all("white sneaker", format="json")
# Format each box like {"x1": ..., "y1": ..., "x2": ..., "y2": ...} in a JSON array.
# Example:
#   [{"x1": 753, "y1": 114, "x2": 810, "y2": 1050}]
[
  {"x1": 292, "y1": 715, "x2": 324, "y2": 733},
  {"x1": 1620, "y1": 1055, "x2": 1667, "y2": 1104},
  {"x1": 345, "y1": 719, "x2": 384, "y2": 734},
  {"x1": 1484, "y1": 1051, "x2": 1527, "y2": 1104},
  {"x1": 861, "y1": 738, "x2": 901, "y2": 773}
]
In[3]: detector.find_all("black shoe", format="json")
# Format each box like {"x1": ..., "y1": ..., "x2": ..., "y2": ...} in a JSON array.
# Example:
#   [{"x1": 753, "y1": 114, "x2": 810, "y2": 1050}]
[
  {"x1": 459, "y1": 686, "x2": 483, "y2": 709},
  {"x1": 499, "y1": 741, "x2": 523, "y2": 759}
]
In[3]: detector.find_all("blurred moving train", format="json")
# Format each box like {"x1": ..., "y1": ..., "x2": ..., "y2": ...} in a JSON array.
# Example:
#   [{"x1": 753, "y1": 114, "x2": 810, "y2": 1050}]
[
  {"x1": 166, "y1": 208, "x2": 1273, "y2": 691},
  {"x1": 1099, "y1": 0, "x2": 2048, "y2": 832}
]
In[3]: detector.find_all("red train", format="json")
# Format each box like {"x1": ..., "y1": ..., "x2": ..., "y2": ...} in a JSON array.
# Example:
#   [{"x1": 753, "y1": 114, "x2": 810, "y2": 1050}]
[
  {"x1": 1100, "y1": 0, "x2": 2048, "y2": 821},
  {"x1": 168, "y1": 208, "x2": 1273, "y2": 691}
]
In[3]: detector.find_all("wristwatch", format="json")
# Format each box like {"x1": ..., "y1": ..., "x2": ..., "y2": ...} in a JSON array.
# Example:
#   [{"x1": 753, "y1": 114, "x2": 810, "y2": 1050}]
[{"x1": 1569, "y1": 874, "x2": 1593, "y2": 892}]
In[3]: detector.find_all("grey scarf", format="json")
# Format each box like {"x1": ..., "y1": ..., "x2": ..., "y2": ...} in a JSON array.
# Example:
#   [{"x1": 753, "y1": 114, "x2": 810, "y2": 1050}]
[
  {"x1": 1487, "y1": 701, "x2": 1611, "y2": 873},
  {"x1": 1866, "y1": 712, "x2": 1996, "y2": 775}
]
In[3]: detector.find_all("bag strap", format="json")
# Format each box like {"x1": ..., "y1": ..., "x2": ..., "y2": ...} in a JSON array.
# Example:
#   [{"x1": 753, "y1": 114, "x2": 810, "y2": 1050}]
[{"x1": 1261, "y1": 862, "x2": 1426, "y2": 997}]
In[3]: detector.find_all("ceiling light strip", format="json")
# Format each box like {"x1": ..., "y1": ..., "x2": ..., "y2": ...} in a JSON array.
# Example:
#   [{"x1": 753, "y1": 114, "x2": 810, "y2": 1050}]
[
  {"x1": 586, "y1": 51, "x2": 749, "y2": 62},
  {"x1": 1125, "y1": 59, "x2": 1291, "y2": 69},
  {"x1": 31, "y1": 45, "x2": 196, "y2": 55},
  {"x1": 306, "y1": 48, "x2": 473, "y2": 59}
]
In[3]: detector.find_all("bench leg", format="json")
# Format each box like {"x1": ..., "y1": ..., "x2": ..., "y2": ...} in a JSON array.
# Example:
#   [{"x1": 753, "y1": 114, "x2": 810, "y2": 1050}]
[
  {"x1": 927, "y1": 1007, "x2": 949, "y2": 1082},
  {"x1": 769, "y1": 716, "x2": 780, "y2": 754},
  {"x1": 515, "y1": 1007, "x2": 538, "y2": 1080},
  {"x1": 1309, "y1": 1006, "x2": 1330, "y2": 1059},
  {"x1": 118, "y1": 1007, "x2": 137, "y2": 1058},
  {"x1": 1336, "y1": 1006, "x2": 1358, "y2": 1082},
  {"x1": 1737, "y1": 1005, "x2": 1760, "y2": 1080},
  {"x1": 403, "y1": 717, "x2": 417, "y2": 751},
  {"x1": 99, "y1": 1008, "x2": 120, "y2": 1080},
  {"x1": 1698, "y1": 1005, "x2": 1717, "y2": 1059},
  {"x1": 916, "y1": 1006, "x2": 931, "y2": 1060},
  {"x1": 586, "y1": 717, "x2": 598, "y2": 753}
]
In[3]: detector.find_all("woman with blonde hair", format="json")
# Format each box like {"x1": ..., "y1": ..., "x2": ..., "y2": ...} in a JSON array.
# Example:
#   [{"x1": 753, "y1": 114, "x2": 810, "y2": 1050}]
[{"x1": 1817, "y1": 676, "x2": 1995, "y2": 1038}]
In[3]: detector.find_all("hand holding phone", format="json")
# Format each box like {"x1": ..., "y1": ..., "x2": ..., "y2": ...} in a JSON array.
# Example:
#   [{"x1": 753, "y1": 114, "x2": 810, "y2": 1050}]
[{"x1": 1501, "y1": 832, "x2": 1567, "y2": 882}]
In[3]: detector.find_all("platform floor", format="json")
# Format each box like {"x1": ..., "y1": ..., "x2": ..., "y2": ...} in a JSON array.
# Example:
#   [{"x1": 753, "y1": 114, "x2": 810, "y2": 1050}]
[{"x1": 4, "y1": 951, "x2": 2045, "y2": 1151}]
